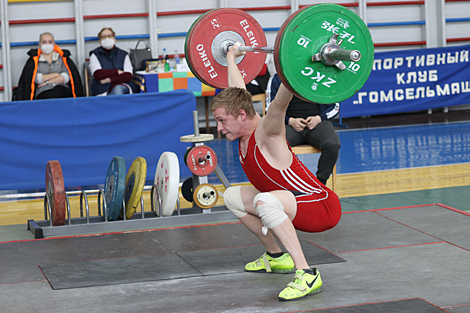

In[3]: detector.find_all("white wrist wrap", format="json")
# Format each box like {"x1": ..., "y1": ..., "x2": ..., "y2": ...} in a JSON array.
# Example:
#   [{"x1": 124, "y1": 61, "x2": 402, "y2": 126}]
[
  {"x1": 253, "y1": 193, "x2": 288, "y2": 235},
  {"x1": 223, "y1": 186, "x2": 247, "y2": 218}
]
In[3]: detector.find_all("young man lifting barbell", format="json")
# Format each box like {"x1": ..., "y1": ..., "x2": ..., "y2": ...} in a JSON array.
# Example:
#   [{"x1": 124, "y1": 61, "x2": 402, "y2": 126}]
[{"x1": 210, "y1": 42, "x2": 342, "y2": 301}]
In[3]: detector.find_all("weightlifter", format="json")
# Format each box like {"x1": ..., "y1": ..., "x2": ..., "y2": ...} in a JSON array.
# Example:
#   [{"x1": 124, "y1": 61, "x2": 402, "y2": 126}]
[{"x1": 210, "y1": 43, "x2": 342, "y2": 301}]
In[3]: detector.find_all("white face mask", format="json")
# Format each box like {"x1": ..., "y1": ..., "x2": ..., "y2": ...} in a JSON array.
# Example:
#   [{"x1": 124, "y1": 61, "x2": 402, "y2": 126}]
[
  {"x1": 101, "y1": 38, "x2": 115, "y2": 49},
  {"x1": 40, "y1": 44, "x2": 54, "y2": 55}
]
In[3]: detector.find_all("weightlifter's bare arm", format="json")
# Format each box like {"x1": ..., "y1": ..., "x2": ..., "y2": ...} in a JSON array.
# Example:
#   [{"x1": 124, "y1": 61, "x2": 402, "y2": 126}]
[
  {"x1": 227, "y1": 44, "x2": 246, "y2": 89},
  {"x1": 226, "y1": 42, "x2": 292, "y2": 137},
  {"x1": 226, "y1": 43, "x2": 293, "y2": 167},
  {"x1": 260, "y1": 84, "x2": 292, "y2": 137},
  {"x1": 255, "y1": 82, "x2": 294, "y2": 168}
]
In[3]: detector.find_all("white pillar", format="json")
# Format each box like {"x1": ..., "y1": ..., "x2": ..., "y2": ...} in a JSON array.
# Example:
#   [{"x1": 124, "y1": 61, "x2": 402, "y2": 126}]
[
  {"x1": 148, "y1": 0, "x2": 158, "y2": 58},
  {"x1": 290, "y1": 0, "x2": 298, "y2": 15},
  {"x1": 358, "y1": 0, "x2": 367, "y2": 22},
  {"x1": 218, "y1": 0, "x2": 227, "y2": 8},
  {"x1": 1, "y1": 0, "x2": 12, "y2": 101},
  {"x1": 74, "y1": 0, "x2": 85, "y2": 82},
  {"x1": 425, "y1": 0, "x2": 446, "y2": 48}
]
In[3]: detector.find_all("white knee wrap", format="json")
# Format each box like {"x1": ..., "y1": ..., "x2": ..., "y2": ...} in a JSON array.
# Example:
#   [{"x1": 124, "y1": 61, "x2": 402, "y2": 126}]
[
  {"x1": 253, "y1": 193, "x2": 288, "y2": 235},
  {"x1": 223, "y1": 186, "x2": 247, "y2": 218}
]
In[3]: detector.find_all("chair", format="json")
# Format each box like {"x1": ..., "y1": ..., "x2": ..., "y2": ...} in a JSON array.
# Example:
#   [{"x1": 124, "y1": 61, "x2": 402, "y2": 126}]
[
  {"x1": 291, "y1": 145, "x2": 337, "y2": 192},
  {"x1": 252, "y1": 93, "x2": 266, "y2": 116}
]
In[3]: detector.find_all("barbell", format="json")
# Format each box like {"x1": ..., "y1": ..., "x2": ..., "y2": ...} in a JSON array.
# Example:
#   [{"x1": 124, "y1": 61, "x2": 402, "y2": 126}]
[{"x1": 185, "y1": 4, "x2": 374, "y2": 104}]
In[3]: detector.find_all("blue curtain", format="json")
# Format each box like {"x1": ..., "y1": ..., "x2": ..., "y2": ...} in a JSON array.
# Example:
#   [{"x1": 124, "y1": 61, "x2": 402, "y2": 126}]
[{"x1": 0, "y1": 90, "x2": 196, "y2": 191}]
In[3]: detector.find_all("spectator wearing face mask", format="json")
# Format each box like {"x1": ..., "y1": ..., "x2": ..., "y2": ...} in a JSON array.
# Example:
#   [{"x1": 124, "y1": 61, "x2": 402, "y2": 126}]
[
  {"x1": 14, "y1": 32, "x2": 84, "y2": 100},
  {"x1": 88, "y1": 27, "x2": 136, "y2": 96}
]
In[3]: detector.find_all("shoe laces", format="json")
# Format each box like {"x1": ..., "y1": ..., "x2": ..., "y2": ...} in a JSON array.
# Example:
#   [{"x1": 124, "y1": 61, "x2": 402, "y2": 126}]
[
  {"x1": 292, "y1": 269, "x2": 305, "y2": 284},
  {"x1": 286, "y1": 270, "x2": 307, "y2": 291}
]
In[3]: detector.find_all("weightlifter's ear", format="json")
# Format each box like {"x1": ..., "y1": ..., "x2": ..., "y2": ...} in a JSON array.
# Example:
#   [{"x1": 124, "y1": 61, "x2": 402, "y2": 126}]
[{"x1": 238, "y1": 109, "x2": 247, "y2": 121}]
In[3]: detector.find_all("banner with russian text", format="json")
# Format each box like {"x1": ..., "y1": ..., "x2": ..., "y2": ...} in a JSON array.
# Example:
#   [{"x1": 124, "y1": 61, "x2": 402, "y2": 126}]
[{"x1": 340, "y1": 44, "x2": 470, "y2": 118}]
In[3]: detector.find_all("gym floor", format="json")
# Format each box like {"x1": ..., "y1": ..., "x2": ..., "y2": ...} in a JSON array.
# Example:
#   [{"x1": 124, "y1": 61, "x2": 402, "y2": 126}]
[{"x1": 1, "y1": 109, "x2": 470, "y2": 312}]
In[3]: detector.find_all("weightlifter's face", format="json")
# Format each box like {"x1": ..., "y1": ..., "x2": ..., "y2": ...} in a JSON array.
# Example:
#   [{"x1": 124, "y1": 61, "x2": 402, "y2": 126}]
[{"x1": 213, "y1": 107, "x2": 242, "y2": 141}]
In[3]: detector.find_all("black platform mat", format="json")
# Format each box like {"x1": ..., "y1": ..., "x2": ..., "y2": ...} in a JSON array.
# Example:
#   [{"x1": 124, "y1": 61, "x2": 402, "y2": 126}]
[
  {"x1": 40, "y1": 241, "x2": 344, "y2": 289},
  {"x1": 39, "y1": 253, "x2": 201, "y2": 290},
  {"x1": 306, "y1": 298, "x2": 446, "y2": 312},
  {"x1": 177, "y1": 241, "x2": 345, "y2": 276}
]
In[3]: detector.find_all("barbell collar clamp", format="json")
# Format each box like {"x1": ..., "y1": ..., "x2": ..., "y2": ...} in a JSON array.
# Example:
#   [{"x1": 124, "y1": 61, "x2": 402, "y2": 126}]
[
  {"x1": 313, "y1": 44, "x2": 361, "y2": 70},
  {"x1": 329, "y1": 49, "x2": 361, "y2": 62}
]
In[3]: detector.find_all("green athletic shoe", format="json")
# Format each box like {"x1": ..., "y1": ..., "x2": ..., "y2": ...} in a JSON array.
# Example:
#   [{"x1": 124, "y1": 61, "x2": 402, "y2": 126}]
[
  {"x1": 278, "y1": 268, "x2": 322, "y2": 301},
  {"x1": 245, "y1": 252, "x2": 295, "y2": 273}
]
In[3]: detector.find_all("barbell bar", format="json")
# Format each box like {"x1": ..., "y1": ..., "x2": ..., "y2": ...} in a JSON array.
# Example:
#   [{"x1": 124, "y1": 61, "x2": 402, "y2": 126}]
[{"x1": 222, "y1": 35, "x2": 362, "y2": 69}]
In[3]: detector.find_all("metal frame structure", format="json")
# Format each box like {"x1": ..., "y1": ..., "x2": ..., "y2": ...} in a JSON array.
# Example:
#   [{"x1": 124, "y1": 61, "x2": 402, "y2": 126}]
[
  {"x1": 27, "y1": 111, "x2": 234, "y2": 239},
  {"x1": 27, "y1": 184, "x2": 235, "y2": 239}
]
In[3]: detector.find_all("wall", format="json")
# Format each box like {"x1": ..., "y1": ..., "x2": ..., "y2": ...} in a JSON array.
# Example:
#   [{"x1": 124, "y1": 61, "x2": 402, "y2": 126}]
[{"x1": 1, "y1": 0, "x2": 470, "y2": 104}]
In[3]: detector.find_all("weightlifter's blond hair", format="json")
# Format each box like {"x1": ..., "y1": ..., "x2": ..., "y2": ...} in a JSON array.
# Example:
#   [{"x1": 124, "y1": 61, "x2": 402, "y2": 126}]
[{"x1": 210, "y1": 87, "x2": 256, "y2": 118}]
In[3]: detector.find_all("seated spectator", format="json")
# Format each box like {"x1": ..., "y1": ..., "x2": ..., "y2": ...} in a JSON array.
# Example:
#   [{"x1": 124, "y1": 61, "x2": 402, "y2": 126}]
[
  {"x1": 15, "y1": 32, "x2": 84, "y2": 100},
  {"x1": 267, "y1": 73, "x2": 341, "y2": 186},
  {"x1": 88, "y1": 27, "x2": 135, "y2": 96},
  {"x1": 245, "y1": 54, "x2": 275, "y2": 96},
  {"x1": 245, "y1": 63, "x2": 270, "y2": 96}
]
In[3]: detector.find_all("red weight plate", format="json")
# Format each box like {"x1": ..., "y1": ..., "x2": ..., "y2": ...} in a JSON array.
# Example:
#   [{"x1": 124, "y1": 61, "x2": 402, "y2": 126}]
[
  {"x1": 186, "y1": 8, "x2": 267, "y2": 89},
  {"x1": 185, "y1": 10, "x2": 214, "y2": 82},
  {"x1": 186, "y1": 145, "x2": 218, "y2": 176},
  {"x1": 45, "y1": 160, "x2": 66, "y2": 226}
]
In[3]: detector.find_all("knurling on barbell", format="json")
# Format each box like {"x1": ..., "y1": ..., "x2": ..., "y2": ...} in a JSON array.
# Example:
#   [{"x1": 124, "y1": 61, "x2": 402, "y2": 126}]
[
  {"x1": 185, "y1": 4, "x2": 374, "y2": 104},
  {"x1": 222, "y1": 36, "x2": 361, "y2": 66}
]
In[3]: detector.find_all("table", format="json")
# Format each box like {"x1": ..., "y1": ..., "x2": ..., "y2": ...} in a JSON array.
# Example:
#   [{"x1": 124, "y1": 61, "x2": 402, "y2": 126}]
[
  {"x1": 133, "y1": 71, "x2": 219, "y2": 133},
  {"x1": 133, "y1": 71, "x2": 216, "y2": 97}
]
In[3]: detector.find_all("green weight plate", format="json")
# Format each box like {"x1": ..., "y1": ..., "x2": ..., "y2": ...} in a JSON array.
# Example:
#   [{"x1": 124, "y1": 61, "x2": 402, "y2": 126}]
[
  {"x1": 183, "y1": 147, "x2": 191, "y2": 167},
  {"x1": 121, "y1": 157, "x2": 147, "y2": 220},
  {"x1": 274, "y1": 4, "x2": 374, "y2": 104}
]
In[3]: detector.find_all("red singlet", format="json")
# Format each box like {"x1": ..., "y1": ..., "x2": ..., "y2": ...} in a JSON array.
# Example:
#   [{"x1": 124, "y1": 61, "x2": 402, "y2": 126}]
[{"x1": 239, "y1": 132, "x2": 341, "y2": 233}]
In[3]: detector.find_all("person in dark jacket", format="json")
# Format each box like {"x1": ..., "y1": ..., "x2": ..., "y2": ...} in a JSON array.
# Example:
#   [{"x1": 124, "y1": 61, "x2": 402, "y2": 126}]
[
  {"x1": 267, "y1": 73, "x2": 341, "y2": 186},
  {"x1": 88, "y1": 27, "x2": 135, "y2": 96},
  {"x1": 15, "y1": 32, "x2": 84, "y2": 101}
]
